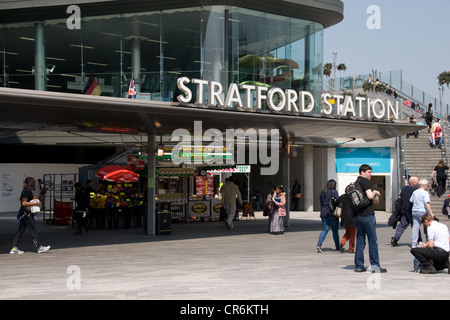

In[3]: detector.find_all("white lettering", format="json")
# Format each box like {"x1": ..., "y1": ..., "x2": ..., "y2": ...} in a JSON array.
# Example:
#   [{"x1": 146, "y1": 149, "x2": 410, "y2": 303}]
[
  {"x1": 286, "y1": 89, "x2": 299, "y2": 112},
  {"x1": 343, "y1": 95, "x2": 356, "y2": 117},
  {"x1": 176, "y1": 77, "x2": 192, "y2": 103},
  {"x1": 66, "y1": 5, "x2": 81, "y2": 30},
  {"x1": 267, "y1": 87, "x2": 286, "y2": 111},
  {"x1": 255, "y1": 86, "x2": 268, "y2": 109},
  {"x1": 209, "y1": 81, "x2": 224, "y2": 107},
  {"x1": 192, "y1": 78, "x2": 208, "y2": 104},
  {"x1": 372, "y1": 99, "x2": 385, "y2": 119},
  {"x1": 366, "y1": 5, "x2": 381, "y2": 30},
  {"x1": 322, "y1": 93, "x2": 333, "y2": 115},
  {"x1": 301, "y1": 91, "x2": 314, "y2": 113},
  {"x1": 240, "y1": 84, "x2": 256, "y2": 108},
  {"x1": 224, "y1": 83, "x2": 242, "y2": 108},
  {"x1": 175, "y1": 77, "x2": 399, "y2": 120}
]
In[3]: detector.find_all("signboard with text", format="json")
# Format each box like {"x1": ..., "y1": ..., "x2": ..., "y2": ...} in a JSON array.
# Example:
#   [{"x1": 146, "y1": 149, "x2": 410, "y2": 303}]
[{"x1": 335, "y1": 147, "x2": 391, "y2": 173}]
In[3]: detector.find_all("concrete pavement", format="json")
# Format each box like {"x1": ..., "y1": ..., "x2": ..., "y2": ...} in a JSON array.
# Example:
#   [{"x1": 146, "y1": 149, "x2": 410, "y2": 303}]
[{"x1": 1, "y1": 210, "x2": 449, "y2": 300}]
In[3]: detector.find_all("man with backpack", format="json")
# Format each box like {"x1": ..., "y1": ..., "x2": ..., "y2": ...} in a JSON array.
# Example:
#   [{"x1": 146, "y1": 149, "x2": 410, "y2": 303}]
[{"x1": 351, "y1": 164, "x2": 387, "y2": 273}]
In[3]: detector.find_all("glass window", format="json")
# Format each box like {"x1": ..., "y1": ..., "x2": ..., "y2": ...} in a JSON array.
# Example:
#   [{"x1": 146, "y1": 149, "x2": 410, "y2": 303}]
[
  {"x1": 1, "y1": 22, "x2": 35, "y2": 90},
  {"x1": 0, "y1": 6, "x2": 324, "y2": 110},
  {"x1": 45, "y1": 19, "x2": 82, "y2": 93},
  {"x1": 81, "y1": 15, "x2": 122, "y2": 97}
]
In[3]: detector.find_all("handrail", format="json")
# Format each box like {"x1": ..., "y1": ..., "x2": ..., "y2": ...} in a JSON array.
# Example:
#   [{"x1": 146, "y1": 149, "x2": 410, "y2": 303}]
[{"x1": 331, "y1": 71, "x2": 449, "y2": 119}]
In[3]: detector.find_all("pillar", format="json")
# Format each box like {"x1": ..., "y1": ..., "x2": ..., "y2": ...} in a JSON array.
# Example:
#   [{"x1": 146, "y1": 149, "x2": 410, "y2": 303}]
[
  {"x1": 303, "y1": 145, "x2": 314, "y2": 212},
  {"x1": 35, "y1": 22, "x2": 46, "y2": 91},
  {"x1": 147, "y1": 132, "x2": 156, "y2": 235},
  {"x1": 281, "y1": 152, "x2": 291, "y2": 226},
  {"x1": 132, "y1": 38, "x2": 141, "y2": 93}
]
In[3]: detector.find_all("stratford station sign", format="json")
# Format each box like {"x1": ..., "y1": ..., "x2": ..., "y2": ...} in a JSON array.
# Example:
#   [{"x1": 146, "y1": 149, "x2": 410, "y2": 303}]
[{"x1": 176, "y1": 77, "x2": 399, "y2": 121}]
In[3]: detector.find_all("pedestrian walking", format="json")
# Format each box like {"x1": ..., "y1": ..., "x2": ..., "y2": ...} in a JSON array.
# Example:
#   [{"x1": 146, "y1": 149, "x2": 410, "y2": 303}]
[
  {"x1": 221, "y1": 176, "x2": 243, "y2": 230},
  {"x1": 10, "y1": 177, "x2": 50, "y2": 254},
  {"x1": 270, "y1": 185, "x2": 286, "y2": 235},
  {"x1": 338, "y1": 193, "x2": 356, "y2": 253},
  {"x1": 353, "y1": 165, "x2": 386, "y2": 273},
  {"x1": 429, "y1": 117, "x2": 443, "y2": 148},
  {"x1": 72, "y1": 182, "x2": 89, "y2": 234},
  {"x1": 409, "y1": 179, "x2": 433, "y2": 248},
  {"x1": 317, "y1": 179, "x2": 340, "y2": 252},
  {"x1": 391, "y1": 176, "x2": 419, "y2": 246},
  {"x1": 264, "y1": 186, "x2": 276, "y2": 232},
  {"x1": 431, "y1": 159, "x2": 449, "y2": 197}
]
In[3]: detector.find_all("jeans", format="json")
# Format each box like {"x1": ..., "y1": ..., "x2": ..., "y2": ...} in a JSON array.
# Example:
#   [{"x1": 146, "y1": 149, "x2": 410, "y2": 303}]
[
  {"x1": 412, "y1": 210, "x2": 426, "y2": 247},
  {"x1": 354, "y1": 214, "x2": 380, "y2": 269},
  {"x1": 392, "y1": 213, "x2": 411, "y2": 241},
  {"x1": 317, "y1": 215, "x2": 340, "y2": 249},
  {"x1": 429, "y1": 136, "x2": 443, "y2": 148}
]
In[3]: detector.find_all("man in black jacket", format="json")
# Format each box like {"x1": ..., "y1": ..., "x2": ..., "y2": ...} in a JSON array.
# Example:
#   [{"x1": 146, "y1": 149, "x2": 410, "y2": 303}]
[{"x1": 391, "y1": 176, "x2": 419, "y2": 247}]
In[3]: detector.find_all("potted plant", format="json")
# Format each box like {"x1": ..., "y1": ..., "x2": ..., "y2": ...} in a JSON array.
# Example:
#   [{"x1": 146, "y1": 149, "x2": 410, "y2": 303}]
[
  {"x1": 337, "y1": 63, "x2": 347, "y2": 72},
  {"x1": 437, "y1": 70, "x2": 450, "y2": 88},
  {"x1": 363, "y1": 81, "x2": 374, "y2": 92},
  {"x1": 323, "y1": 63, "x2": 332, "y2": 78}
]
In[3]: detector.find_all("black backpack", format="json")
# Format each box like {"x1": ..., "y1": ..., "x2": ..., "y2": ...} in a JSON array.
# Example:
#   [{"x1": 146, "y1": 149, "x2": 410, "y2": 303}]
[{"x1": 345, "y1": 181, "x2": 370, "y2": 212}]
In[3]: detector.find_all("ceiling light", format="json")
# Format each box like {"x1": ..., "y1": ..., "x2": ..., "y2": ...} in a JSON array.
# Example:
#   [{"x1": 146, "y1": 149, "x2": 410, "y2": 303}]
[
  {"x1": 47, "y1": 56, "x2": 66, "y2": 61},
  {"x1": 70, "y1": 44, "x2": 95, "y2": 49},
  {"x1": 87, "y1": 61, "x2": 109, "y2": 67}
]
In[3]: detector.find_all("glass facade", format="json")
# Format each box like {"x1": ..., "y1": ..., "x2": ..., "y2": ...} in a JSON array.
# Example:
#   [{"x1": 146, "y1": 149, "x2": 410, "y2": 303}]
[{"x1": 0, "y1": 6, "x2": 324, "y2": 111}]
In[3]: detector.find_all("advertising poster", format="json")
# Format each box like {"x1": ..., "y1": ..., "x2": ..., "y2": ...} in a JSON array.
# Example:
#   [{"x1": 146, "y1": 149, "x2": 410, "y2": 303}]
[{"x1": 336, "y1": 147, "x2": 391, "y2": 173}]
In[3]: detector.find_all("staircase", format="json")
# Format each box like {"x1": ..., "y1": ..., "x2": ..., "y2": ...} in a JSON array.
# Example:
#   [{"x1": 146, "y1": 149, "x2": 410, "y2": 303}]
[{"x1": 402, "y1": 127, "x2": 449, "y2": 219}]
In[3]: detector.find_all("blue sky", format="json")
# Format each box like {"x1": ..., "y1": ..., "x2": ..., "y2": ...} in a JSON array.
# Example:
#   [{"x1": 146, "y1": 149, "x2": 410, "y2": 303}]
[{"x1": 324, "y1": 0, "x2": 450, "y2": 105}]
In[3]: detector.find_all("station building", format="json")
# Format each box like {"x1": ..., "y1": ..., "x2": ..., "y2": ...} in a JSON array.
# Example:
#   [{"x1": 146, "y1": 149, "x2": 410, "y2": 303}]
[{"x1": 0, "y1": 0, "x2": 418, "y2": 234}]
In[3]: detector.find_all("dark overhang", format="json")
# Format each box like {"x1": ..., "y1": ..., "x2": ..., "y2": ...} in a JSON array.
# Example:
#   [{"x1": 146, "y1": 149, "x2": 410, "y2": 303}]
[
  {"x1": 0, "y1": 0, "x2": 343, "y2": 28},
  {"x1": 0, "y1": 87, "x2": 423, "y2": 147}
]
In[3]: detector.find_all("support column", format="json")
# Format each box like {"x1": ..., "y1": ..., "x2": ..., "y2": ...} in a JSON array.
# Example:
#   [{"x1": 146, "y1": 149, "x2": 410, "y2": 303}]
[
  {"x1": 147, "y1": 132, "x2": 156, "y2": 235},
  {"x1": 304, "y1": 25, "x2": 311, "y2": 91},
  {"x1": 132, "y1": 38, "x2": 141, "y2": 93},
  {"x1": 303, "y1": 145, "x2": 314, "y2": 212},
  {"x1": 35, "y1": 22, "x2": 46, "y2": 91},
  {"x1": 281, "y1": 152, "x2": 291, "y2": 227}
]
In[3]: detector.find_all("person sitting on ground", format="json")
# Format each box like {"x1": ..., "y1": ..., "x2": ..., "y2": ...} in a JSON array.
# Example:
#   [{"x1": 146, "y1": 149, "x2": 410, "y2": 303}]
[{"x1": 410, "y1": 214, "x2": 449, "y2": 274}]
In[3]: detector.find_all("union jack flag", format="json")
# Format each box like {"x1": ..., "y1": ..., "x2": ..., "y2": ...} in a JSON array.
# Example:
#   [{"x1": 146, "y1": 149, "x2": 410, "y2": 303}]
[{"x1": 127, "y1": 75, "x2": 136, "y2": 99}]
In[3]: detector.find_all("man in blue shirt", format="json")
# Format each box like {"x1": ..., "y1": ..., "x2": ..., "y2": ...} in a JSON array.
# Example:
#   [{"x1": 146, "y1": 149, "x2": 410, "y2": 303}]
[{"x1": 409, "y1": 179, "x2": 434, "y2": 248}]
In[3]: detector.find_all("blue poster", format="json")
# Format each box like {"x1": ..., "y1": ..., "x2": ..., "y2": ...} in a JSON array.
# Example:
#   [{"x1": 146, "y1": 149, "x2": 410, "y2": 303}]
[{"x1": 336, "y1": 147, "x2": 391, "y2": 173}]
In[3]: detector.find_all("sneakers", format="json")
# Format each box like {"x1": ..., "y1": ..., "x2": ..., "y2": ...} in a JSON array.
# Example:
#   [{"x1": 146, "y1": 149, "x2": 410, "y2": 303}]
[
  {"x1": 10, "y1": 248, "x2": 24, "y2": 254},
  {"x1": 37, "y1": 245, "x2": 51, "y2": 253},
  {"x1": 391, "y1": 239, "x2": 399, "y2": 247},
  {"x1": 316, "y1": 245, "x2": 323, "y2": 253}
]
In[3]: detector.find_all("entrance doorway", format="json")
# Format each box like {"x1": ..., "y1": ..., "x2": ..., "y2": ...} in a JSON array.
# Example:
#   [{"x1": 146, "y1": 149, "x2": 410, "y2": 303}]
[{"x1": 371, "y1": 175, "x2": 386, "y2": 211}]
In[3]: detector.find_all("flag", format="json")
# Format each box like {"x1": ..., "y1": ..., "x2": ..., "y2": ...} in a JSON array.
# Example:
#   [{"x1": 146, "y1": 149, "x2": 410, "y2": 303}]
[
  {"x1": 83, "y1": 74, "x2": 102, "y2": 96},
  {"x1": 127, "y1": 75, "x2": 136, "y2": 99}
]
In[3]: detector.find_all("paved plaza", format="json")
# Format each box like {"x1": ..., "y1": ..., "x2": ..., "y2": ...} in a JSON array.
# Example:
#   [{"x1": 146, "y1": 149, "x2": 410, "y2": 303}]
[{"x1": 1, "y1": 210, "x2": 449, "y2": 301}]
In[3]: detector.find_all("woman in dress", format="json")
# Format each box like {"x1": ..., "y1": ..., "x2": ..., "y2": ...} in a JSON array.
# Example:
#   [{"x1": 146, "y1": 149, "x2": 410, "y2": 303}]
[
  {"x1": 317, "y1": 179, "x2": 340, "y2": 253},
  {"x1": 270, "y1": 185, "x2": 286, "y2": 235},
  {"x1": 431, "y1": 159, "x2": 449, "y2": 197}
]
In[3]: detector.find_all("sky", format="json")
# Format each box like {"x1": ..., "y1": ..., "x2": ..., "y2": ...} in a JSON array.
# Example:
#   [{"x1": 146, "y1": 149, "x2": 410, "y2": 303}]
[{"x1": 323, "y1": 0, "x2": 450, "y2": 106}]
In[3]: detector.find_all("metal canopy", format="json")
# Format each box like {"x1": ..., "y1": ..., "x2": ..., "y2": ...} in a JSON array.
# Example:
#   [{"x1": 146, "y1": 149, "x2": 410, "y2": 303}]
[
  {"x1": 0, "y1": 87, "x2": 423, "y2": 146},
  {"x1": 0, "y1": 0, "x2": 344, "y2": 29}
]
